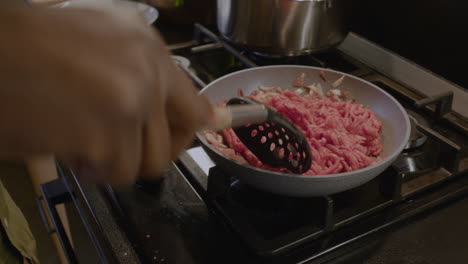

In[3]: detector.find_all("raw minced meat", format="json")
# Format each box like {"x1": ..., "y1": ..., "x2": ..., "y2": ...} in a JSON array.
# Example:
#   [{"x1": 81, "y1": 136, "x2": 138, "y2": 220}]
[{"x1": 205, "y1": 74, "x2": 383, "y2": 175}]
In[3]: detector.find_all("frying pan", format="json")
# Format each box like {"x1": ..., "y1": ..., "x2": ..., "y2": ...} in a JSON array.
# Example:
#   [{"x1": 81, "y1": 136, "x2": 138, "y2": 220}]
[{"x1": 196, "y1": 66, "x2": 410, "y2": 196}]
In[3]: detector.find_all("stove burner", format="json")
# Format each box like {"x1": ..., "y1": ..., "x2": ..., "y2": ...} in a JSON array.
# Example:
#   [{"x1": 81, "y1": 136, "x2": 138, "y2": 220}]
[
  {"x1": 393, "y1": 149, "x2": 436, "y2": 175},
  {"x1": 405, "y1": 110, "x2": 429, "y2": 150},
  {"x1": 392, "y1": 111, "x2": 437, "y2": 174}
]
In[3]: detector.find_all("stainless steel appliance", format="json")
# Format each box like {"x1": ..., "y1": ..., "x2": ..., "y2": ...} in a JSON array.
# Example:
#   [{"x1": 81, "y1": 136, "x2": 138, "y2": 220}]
[{"x1": 217, "y1": 0, "x2": 348, "y2": 56}]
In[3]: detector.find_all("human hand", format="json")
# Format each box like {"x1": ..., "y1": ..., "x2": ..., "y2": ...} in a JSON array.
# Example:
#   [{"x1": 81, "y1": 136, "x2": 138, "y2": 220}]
[{"x1": 0, "y1": 6, "x2": 212, "y2": 186}]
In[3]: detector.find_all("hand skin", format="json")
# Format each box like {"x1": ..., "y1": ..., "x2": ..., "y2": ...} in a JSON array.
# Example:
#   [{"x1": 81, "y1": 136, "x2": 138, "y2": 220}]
[{"x1": 0, "y1": 6, "x2": 213, "y2": 186}]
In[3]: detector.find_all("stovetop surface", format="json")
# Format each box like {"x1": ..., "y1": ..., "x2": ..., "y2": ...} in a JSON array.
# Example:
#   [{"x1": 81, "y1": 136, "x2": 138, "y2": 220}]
[
  {"x1": 105, "y1": 163, "x2": 468, "y2": 264},
  {"x1": 99, "y1": 27, "x2": 468, "y2": 264}
]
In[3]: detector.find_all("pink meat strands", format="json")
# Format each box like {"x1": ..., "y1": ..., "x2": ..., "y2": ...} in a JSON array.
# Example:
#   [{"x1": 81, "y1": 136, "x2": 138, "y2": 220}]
[{"x1": 205, "y1": 73, "x2": 383, "y2": 175}]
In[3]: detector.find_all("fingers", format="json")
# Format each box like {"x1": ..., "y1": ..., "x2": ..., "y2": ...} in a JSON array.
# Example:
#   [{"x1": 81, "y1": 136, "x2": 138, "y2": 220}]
[
  {"x1": 61, "y1": 120, "x2": 143, "y2": 187},
  {"x1": 165, "y1": 72, "x2": 214, "y2": 159},
  {"x1": 140, "y1": 104, "x2": 172, "y2": 180},
  {"x1": 167, "y1": 126, "x2": 196, "y2": 161},
  {"x1": 107, "y1": 122, "x2": 143, "y2": 187}
]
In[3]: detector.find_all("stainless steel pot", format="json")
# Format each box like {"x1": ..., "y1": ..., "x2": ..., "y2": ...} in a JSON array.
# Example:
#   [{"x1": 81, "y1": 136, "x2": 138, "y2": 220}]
[{"x1": 217, "y1": 0, "x2": 348, "y2": 56}]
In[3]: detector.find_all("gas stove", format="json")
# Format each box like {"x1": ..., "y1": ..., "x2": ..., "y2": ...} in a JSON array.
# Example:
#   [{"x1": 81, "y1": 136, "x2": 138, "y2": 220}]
[
  {"x1": 42, "y1": 24, "x2": 468, "y2": 264},
  {"x1": 171, "y1": 24, "x2": 468, "y2": 261}
]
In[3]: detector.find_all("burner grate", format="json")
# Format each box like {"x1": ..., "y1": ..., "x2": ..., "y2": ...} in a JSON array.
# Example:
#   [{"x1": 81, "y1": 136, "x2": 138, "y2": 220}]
[{"x1": 202, "y1": 165, "x2": 405, "y2": 256}]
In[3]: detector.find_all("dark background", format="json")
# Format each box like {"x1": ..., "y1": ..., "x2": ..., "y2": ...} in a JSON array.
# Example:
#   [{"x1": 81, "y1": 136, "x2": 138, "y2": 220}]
[
  {"x1": 348, "y1": 0, "x2": 468, "y2": 89},
  {"x1": 157, "y1": 0, "x2": 468, "y2": 89}
]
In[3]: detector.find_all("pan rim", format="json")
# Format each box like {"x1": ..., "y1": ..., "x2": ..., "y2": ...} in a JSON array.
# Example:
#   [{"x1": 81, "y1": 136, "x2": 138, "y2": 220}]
[{"x1": 196, "y1": 65, "x2": 411, "y2": 180}]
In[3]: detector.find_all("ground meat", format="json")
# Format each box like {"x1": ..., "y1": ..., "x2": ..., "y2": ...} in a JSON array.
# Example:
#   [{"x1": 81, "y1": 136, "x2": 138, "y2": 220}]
[{"x1": 205, "y1": 76, "x2": 383, "y2": 175}]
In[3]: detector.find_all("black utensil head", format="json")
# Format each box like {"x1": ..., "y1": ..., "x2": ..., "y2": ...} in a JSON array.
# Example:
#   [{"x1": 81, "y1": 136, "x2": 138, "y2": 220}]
[{"x1": 227, "y1": 97, "x2": 312, "y2": 174}]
